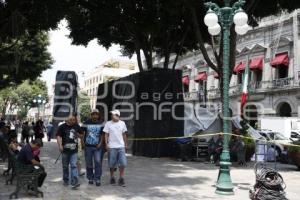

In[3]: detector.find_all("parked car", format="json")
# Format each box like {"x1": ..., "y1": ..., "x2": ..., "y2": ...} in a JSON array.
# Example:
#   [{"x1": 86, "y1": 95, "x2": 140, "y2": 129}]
[
  {"x1": 258, "y1": 130, "x2": 292, "y2": 158},
  {"x1": 291, "y1": 130, "x2": 300, "y2": 141}
]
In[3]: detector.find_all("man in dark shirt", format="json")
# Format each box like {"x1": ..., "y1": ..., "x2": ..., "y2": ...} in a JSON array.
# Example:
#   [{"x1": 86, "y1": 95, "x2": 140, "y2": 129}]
[
  {"x1": 82, "y1": 109, "x2": 104, "y2": 186},
  {"x1": 0, "y1": 121, "x2": 9, "y2": 143},
  {"x1": 56, "y1": 114, "x2": 83, "y2": 189},
  {"x1": 17, "y1": 139, "x2": 47, "y2": 187}
]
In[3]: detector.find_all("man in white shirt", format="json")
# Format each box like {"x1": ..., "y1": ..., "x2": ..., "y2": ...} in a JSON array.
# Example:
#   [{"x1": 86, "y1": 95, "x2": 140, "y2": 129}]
[{"x1": 103, "y1": 110, "x2": 128, "y2": 187}]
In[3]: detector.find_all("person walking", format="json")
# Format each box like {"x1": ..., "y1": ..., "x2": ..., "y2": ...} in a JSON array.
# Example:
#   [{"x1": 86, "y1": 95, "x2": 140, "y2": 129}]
[
  {"x1": 21, "y1": 121, "x2": 30, "y2": 143},
  {"x1": 56, "y1": 114, "x2": 83, "y2": 189},
  {"x1": 46, "y1": 121, "x2": 54, "y2": 142},
  {"x1": 29, "y1": 122, "x2": 35, "y2": 142},
  {"x1": 34, "y1": 120, "x2": 45, "y2": 145},
  {"x1": 82, "y1": 109, "x2": 105, "y2": 186},
  {"x1": 104, "y1": 110, "x2": 128, "y2": 187}
]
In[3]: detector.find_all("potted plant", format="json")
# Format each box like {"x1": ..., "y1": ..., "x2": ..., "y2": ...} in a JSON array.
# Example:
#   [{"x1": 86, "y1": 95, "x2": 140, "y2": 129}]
[{"x1": 288, "y1": 141, "x2": 300, "y2": 170}]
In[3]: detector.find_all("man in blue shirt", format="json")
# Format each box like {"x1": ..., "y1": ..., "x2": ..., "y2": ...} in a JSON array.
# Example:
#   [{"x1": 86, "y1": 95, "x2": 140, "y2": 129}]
[{"x1": 82, "y1": 109, "x2": 104, "y2": 186}]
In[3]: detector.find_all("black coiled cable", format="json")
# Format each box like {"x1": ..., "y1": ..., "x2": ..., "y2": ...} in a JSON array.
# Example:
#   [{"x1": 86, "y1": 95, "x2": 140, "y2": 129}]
[{"x1": 249, "y1": 163, "x2": 288, "y2": 200}]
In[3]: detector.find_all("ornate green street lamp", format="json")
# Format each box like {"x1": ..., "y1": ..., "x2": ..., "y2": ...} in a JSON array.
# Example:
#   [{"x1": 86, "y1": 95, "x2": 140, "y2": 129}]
[
  {"x1": 204, "y1": 0, "x2": 250, "y2": 195},
  {"x1": 33, "y1": 94, "x2": 47, "y2": 120}
]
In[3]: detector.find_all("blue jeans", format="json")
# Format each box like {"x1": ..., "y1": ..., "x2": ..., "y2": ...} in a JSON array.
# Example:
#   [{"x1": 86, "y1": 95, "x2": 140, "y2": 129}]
[
  {"x1": 85, "y1": 146, "x2": 103, "y2": 182},
  {"x1": 62, "y1": 152, "x2": 78, "y2": 185}
]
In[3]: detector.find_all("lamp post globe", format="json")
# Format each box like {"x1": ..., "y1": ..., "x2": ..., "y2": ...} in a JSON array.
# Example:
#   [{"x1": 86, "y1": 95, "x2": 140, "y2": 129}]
[
  {"x1": 208, "y1": 24, "x2": 221, "y2": 36},
  {"x1": 233, "y1": 11, "x2": 248, "y2": 26},
  {"x1": 235, "y1": 24, "x2": 250, "y2": 35},
  {"x1": 204, "y1": 10, "x2": 219, "y2": 27}
]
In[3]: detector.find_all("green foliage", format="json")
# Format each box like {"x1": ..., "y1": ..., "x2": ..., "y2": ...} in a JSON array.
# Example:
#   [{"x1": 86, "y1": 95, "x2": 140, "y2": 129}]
[
  {"x1": 0, "y1": 32, "x2": 53, "y2": 89},
  {"x1": 78, "y1": 91, "x2": 91, "y2": 123},
  {"x1": 0, "y1": 79, "x2": 48, "y2": 118},
  {"x1": 0, "y1": 0, "x2": 69, "y2": 89},
  {"x1": 66, "y1": 0, "x2": 200, "y2": 71},
  {"x1": 66, "y1": 0, "x2": 300, "y2": 72},
  {"x1": 0, "y1": 0, "x2": 69, "y2": 40}
]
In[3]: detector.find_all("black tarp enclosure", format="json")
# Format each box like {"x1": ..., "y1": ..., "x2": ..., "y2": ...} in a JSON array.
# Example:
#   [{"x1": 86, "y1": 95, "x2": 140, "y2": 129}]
[
  {"x1": 96, "y1": 69, "x2": 184, "y2": 157},
  {"x1": 52, "y1": 71, "x2": 78, "y2": 134}
]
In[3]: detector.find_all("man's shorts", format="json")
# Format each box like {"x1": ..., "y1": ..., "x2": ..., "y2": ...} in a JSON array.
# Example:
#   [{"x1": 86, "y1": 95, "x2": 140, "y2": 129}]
[{"x1": 108, "y1": 148, "x2": 127, "y2": 168}]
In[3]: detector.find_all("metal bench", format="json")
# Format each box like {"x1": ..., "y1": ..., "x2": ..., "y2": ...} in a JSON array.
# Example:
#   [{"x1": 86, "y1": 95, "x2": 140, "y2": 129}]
[{"x1": 9, "y1": 157, "x2": 44, "y2": 199}]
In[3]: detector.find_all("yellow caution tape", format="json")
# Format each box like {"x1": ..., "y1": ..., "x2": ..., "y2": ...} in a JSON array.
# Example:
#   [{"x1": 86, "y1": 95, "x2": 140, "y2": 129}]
[{"x1": 128, "y1": 132, "x2": 300, "y2": 148}]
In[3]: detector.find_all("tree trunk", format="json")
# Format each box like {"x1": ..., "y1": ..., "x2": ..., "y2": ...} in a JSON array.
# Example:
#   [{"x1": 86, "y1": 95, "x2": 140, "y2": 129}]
[
  {"x1": 142, "y1": 49, "x2": 153, "y2": 70},
  {"x1": 163, "y1": 52, "x2": 170, "y2": 69},
  {"x1": 135, "y1": 47, "x2": 144, "y2": 72},
  {"x1": 190, "y1": 6, "x2": 218, "y2": 72}
]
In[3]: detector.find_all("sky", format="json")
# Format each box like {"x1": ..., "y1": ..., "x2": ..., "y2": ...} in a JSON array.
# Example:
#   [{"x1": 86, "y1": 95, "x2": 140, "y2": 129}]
[{"x1": 41, "y1": 20, "x2": 136, "y2": 93}]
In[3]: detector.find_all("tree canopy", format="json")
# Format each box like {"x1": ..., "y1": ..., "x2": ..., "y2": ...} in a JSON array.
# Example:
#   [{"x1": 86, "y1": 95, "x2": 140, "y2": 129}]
[
  {"x1": 0, "y1": 0, "x2": 69, "y2": 41},
  {"x1": 66, "y1": 0, "x2": 300, "y2": 74},
  {"x1": 67, "y1": 0, "x2": 201, "y2": 71},
  {"x1": 0, "y1": 31, "x2": 53, "y2": 89},
  {"x1": 0, "y1": 0, "x2": 70, "y2": 89}
]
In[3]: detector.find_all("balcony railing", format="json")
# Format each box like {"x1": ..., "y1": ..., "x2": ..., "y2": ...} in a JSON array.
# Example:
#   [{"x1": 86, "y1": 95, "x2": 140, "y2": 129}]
[
  {"x1": 183, "y1": 91, "x2": 200, "y2": 101},
  {"x1": 207, "y1": 77, "x2": 299, "y2": 99},
  {"x1": 271, "y1": 77, "x2": 293, "y2": 88}
]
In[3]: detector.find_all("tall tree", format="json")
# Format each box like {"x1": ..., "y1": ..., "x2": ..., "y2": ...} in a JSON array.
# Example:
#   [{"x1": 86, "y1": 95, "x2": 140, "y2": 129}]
[
  {"x1": 0, "y1": 79, "x2": 48, "y2": 118},
  {"x1": 66, "y1": 0, "x2": 300, "y2": 130},
  {"x1": 0, "y1": 0, "x2": 69, "y2": 41},
  {"x1": 0, "y1": 31, "x2": 53, "y2": 89},
  {"x1": 66, "y1": 0, "x2": 198, "y2": 72},
  {"x1": 0, "y1": 0, "x2": 70, "y2": 89},
  {"x1": 77, "y1": 91, "x2": 91, "y2": 122}
]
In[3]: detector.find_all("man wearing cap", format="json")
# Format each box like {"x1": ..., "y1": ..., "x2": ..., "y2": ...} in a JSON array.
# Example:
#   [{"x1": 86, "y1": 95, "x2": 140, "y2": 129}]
[
  {"x1": 82, "y1": 109, "x2": 105, "y2": 186},
  {"x1": 103, "y1": 109, "x2": 128, "y2": 187}
]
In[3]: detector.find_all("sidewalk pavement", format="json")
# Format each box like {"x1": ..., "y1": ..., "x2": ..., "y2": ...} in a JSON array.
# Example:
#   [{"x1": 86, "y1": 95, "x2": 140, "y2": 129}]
[{"x1": 0, "y1": 140, "x2": 299, "y2": 200}]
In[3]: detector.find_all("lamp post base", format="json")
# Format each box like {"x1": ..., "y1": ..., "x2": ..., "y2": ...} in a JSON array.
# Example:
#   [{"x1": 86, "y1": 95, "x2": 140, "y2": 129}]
[{"x1": 215, "y1": 150, "x2": 234, "y2": 195}]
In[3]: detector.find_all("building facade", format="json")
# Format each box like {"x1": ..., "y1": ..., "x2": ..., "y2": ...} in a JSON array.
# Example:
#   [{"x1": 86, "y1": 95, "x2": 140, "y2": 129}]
[
  {"x1": 154, "y1": 10, "x2": 300, "y2": 125},
  {"x1": 83, "y1": 58, "x2": 138, "y2": 108}
]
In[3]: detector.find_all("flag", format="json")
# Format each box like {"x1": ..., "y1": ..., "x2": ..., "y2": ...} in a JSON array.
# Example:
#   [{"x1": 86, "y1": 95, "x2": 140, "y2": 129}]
[{"x1": 240, "y1": 63, "x2": 249, "y2": 118}]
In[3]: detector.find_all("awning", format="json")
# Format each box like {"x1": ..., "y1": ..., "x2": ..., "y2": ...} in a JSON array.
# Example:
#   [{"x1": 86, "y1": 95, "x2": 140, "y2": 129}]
[
  {"x1": 250, "y1": 57, "x2": 264, "y2": 70},
  {"x1": 214, "y1": 72, "x2": 219, "y2": 79},
  {"x1": 233, "y1": 62, "x2": 246, "y2": 74},
  {"x1": 270, "y1": 53, "x2": 289, "y2": 67},
  {"x1": 194, "y1": 72, "x2": 207, "y2": 82},
  {"x1": 182, "y1": 76, "x2": 190, "y2": 85}
]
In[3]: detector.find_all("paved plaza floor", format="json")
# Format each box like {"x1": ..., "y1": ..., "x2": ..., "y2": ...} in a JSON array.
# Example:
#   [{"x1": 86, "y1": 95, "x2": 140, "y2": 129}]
[{"x1": 1, "y1": 141, "x2": 300, "y2": 200}]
